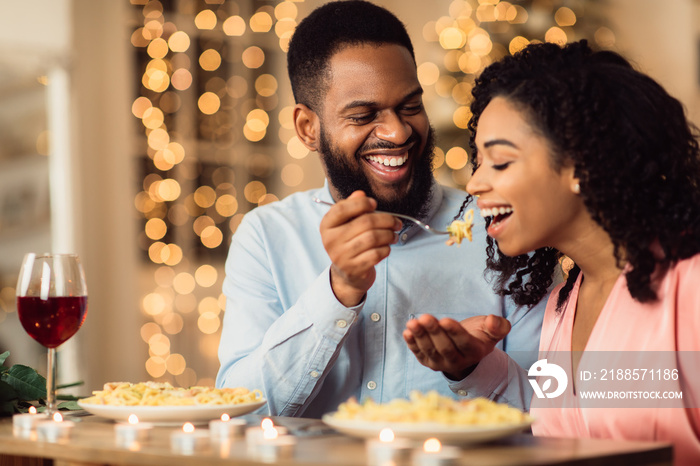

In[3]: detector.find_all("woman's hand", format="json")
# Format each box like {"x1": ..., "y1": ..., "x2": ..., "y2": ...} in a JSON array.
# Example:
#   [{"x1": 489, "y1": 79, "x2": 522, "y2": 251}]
[{"x1": 403, "y1": 314, "x2": 511, "y2": 380}]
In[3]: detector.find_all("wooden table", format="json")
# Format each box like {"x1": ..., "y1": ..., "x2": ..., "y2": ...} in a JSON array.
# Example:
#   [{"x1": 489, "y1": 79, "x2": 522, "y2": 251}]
[{"x1": 0, "y1": 413, "x2": 672, "y2": 466}]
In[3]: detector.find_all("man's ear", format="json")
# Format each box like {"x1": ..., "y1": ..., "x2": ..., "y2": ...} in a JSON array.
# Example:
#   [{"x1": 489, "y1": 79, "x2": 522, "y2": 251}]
[{"x1": 293, "y1": 104, "x2": 320, "y2": 152}]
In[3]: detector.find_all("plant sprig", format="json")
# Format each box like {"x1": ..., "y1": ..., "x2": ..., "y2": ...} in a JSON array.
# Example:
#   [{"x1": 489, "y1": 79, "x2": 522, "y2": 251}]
[{"x1": 0, "y1": 351, "x2": 83, "y2": 415}]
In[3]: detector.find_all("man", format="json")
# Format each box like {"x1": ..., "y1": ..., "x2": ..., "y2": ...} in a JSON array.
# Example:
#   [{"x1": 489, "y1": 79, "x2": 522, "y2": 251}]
[{"x1": 216, "y1": 0, "x2": 542, "y2": 418}]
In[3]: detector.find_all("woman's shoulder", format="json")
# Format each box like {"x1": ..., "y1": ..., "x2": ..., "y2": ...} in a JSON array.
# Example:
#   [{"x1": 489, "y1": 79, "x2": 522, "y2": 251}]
[
  {"x1": 668, "y1": 253, "x2": 700, "y2": 298},
  {"x1": 673, "y1": 252, "x2": 700, "y2": 273},
  {"x1": 654, "y1": 253, "x2": 700, "y2": 293}
]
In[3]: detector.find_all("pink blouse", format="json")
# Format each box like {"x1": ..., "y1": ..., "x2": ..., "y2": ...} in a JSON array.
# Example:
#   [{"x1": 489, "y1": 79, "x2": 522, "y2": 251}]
[{"x1": 530, "y1": 254, "x2": 700, "y2": 465}]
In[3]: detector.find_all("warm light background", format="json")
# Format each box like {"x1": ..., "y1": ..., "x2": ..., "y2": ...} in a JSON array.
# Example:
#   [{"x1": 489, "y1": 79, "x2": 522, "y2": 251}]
[{"x1": 0, "y1": 0, "x2": 698, "y2": 395}]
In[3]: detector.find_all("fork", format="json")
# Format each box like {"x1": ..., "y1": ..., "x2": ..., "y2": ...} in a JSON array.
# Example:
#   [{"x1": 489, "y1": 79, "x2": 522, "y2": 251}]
[{"x1": 311, "y1": 197, "x2": 449, "y2": 235}]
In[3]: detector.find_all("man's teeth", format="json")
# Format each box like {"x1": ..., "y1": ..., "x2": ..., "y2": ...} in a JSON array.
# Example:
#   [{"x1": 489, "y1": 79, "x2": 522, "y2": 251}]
[
  {"x1": 480, "y1": 206, "x2": 513, "y2": 218},
  {"x1": 366, "y1": 155, "x2": 408, "y2": 167}
]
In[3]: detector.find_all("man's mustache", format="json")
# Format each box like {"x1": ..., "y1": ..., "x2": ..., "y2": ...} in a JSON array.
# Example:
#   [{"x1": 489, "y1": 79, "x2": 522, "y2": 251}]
[{"x1": 357, "y1": 133, "x2": 420, "y2": 155}]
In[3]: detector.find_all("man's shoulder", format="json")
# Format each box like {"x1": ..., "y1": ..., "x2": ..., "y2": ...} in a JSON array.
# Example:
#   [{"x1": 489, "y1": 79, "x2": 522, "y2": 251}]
[
  {"x1": 231, "y1": 188, "x2": 325, "y2": 249},
  {"x1": 234, "y1": 187, "x2": 326, "y2": 242},
  {"x1": 243, "y1": 188, "x2": 321, "y2": 220}
]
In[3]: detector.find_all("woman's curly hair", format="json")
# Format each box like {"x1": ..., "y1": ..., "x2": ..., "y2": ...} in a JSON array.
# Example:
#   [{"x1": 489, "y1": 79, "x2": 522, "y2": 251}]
[{"x1": 467, "y1": 40, "x2": 700, "y2": 308}]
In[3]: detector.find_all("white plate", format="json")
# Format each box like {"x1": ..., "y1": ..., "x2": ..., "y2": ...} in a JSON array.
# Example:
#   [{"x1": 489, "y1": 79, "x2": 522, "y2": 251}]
[
  {"x1": 322, "y1": 414, "x2": 533, "y2": 445},
  {"x1": 78, "y1": 399, "x2": 266, "y2": 425}
]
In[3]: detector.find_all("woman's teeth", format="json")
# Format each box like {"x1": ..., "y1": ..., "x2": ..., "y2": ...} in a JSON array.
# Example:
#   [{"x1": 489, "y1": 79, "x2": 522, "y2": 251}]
[
  {"x1": 480, "y1": 206, "x2": 513, "y2": 218},
  {"x1": 366, "y1": 155, "x2": 408, "y2": 167}
]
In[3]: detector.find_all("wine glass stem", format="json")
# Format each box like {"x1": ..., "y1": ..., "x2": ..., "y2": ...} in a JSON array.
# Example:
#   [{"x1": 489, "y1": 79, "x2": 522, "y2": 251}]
[{"x1": 46, "y1": 347, "x2": 57, "y2": 415}]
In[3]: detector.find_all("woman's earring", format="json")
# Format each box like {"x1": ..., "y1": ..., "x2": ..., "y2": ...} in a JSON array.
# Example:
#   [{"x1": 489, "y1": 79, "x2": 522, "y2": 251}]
[{"x1": 573, "y1": 183, "x2": 581, "y2": 194}]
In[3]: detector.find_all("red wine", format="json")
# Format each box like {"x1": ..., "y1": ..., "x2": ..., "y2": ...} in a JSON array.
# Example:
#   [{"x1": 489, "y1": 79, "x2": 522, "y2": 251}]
[{"x1": 16, "y1": 296, "x2": 88, "y2": 348}]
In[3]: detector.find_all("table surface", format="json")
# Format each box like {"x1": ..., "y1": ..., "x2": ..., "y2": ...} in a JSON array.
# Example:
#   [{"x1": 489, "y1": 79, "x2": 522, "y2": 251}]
[{"x1": 0, "y1": 413, "x2": 673, "y2": 466}]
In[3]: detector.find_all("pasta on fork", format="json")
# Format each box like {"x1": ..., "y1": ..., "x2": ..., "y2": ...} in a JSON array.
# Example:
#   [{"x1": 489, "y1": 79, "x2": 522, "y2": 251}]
[{"x1": 446, "y1": 209, "x2": 474, "y2": 246}]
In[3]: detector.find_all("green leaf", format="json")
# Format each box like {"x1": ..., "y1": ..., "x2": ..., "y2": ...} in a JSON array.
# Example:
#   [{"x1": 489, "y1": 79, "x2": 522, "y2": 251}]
[
  {"x1": 0, "y1": 351, "x2": 9, "y2": 367},
  {"x1": 57, "y1": 400, "x2": 82, "y2": 411},
  {"x1": 0, "y1": 380, "x2": 18, "y2": 402},
  {"x1": 1, "y1": 365, "x2": 46, "y2": 401},
  {"x1": 0, "y1": 351, "x2": 10, "y2": 376}
]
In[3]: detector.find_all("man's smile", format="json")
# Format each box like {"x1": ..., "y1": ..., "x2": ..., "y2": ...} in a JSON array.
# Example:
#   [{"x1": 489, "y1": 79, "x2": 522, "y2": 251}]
[{"x1": 365, "y1": 155, "x2": 408, "y2": 167}]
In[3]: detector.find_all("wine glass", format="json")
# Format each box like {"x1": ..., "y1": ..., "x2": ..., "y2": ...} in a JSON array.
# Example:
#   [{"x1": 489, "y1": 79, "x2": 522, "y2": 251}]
[{"x1": 16, "y1": 253, "x2": 88, "y2": 416}]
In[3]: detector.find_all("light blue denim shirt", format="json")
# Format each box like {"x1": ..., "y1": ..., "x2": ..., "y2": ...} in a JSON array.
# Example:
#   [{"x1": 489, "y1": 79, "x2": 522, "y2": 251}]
[{"x1": 217, "y1": 181, "x2": 541, "y2": 418}]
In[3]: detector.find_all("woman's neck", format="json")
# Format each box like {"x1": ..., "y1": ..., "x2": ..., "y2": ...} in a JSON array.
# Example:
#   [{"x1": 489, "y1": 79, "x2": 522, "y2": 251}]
[
  {"x1": 562, "y1": 219, "x2": 625, "y2": 359},
  {"x1": 559, "y1": 220, "x2": 624, "y2": 286}
]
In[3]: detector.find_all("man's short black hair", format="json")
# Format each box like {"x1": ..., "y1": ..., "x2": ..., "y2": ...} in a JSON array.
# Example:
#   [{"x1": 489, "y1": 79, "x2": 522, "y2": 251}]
[{"x1": 287, "y1": 0, "x2": 415, "y2": 111}]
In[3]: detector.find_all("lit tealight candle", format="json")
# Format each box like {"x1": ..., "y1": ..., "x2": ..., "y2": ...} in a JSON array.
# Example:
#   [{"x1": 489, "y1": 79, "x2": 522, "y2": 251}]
[
  {"x1": 245, "y1": 418, "x2": 288, "y2": 448},
  {"x1": 36, "y1": 412, "x2": 75, "y2": 443},
  {"x1": 13, "y1": 406, "x2": 45, "y2": 439},
  {"x1": 254, "y1": 426, "x2": 297, "y2": 462},
  {"x1": 209, "y1": 413, "x2": 246, "y2": 440},
  {"x1": 114, "y1": 414, "x2": 153, "y2": 449},
  {"x1": 366, "y1": 428, "x2": 414, "y2": 466},
  {"x1": 170, "y1": 422, "x2": 209, "y2": 455},
  {"x1": 411, "y1": 438, "x2": 461, "y2": 466},
  {"x1": 261, "y1": 417, "x2": 286, "y2": 434}
]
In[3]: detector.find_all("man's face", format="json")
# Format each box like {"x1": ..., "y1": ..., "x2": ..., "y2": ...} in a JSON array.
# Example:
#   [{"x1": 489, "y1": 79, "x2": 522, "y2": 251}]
[{"x1": 317, "y1": 44, "x2": 434, "y2": 217}]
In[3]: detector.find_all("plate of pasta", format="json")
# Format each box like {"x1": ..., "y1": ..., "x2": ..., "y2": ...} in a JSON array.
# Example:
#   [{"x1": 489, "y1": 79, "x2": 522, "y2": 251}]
[
  {"x1": 78, "y1": 382, "x2": 266, "y2": 424},
  {"x1": 322, "y1": 391, "x2": 532, "y2": 444}
]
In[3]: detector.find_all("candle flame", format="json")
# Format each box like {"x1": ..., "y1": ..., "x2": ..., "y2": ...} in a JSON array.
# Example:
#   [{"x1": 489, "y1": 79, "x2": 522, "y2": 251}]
[
  {"x1": 263, "y1": 427, "x2": 279, "y2": 440},
  {"x1": 183, "y1": 422, "x2": 195, "y2": 433},
  {"x1": 28, "y1": 406, "x2": 37, "y2": 414},
  {"x1": 379, "y1": 428, "x2": 395, "y2": 442},
  {"x1": 423, "y1": 438, "x2": 442, "y2": 453},
  {"x1": 128, "y1": 414, "x2": 139, "y2": 425},
  {"x1": 53, "y1": 412, "x2": 63, "y2": 423},
  {"x1": 221, "y1": 413, "x2": 230, "y2": 422},
  {"x1": 261, "y1": 418, "x2": 273, "y2": 430}
]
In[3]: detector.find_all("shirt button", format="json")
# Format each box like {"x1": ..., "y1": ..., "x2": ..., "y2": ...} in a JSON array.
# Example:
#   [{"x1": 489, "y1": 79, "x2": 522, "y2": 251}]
[
  {"x1": 310, "y1": 370, "x2": 319, "y2": 378},
  {"x1": 370, "y1": 313, "x2": 381, "y2": 322},
  {"x1": 401, "y1": 233, "x2": 408, "y2": 241},
  {"x1": 337, "y1": 320, "x2": 347, "y2": 328},
  {"x1": 457, "y1": 390, "x2": 467, "y2": 396},
  {"x1": 367, "y1": 381, "x2": 377, "y2": 390}
]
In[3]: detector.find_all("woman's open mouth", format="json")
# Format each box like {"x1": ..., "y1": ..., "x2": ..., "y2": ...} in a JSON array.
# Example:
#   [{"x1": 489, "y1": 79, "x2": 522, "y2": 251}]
[
  {"x1": 480, "y1": 206, "x2": 513, "y2": 237},
  {"x1": 480, "y1": 206, "x2": 513, "y2": 225}
]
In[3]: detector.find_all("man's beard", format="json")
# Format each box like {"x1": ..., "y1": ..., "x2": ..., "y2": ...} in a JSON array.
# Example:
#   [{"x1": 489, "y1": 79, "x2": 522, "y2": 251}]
[{"x1": 319, "y1": 126, "x2": 436, "y2": 219}]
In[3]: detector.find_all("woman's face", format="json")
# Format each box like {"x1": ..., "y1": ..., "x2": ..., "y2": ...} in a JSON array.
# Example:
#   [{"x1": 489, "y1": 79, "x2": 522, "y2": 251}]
[{"x1": 466, "y1": 97, "x2": 587, "y2": 257}]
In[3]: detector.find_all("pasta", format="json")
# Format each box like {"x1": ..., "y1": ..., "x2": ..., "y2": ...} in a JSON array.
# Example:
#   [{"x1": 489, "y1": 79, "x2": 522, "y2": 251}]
[
  {"x1": 81, "y1": 381, "x2": 263, "y2": 406},
  {"x1": 446, "y1": 209, "x2": 474, "y2": 246},
  {"x1": 331, "y1": 391, "x2": 528, "y2": 426}
]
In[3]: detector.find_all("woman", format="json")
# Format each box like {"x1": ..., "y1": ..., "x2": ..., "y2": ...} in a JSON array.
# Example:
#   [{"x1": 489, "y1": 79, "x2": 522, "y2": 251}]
[{"x1": 464, "y1": 40, "x2": 700, "y2": 464}]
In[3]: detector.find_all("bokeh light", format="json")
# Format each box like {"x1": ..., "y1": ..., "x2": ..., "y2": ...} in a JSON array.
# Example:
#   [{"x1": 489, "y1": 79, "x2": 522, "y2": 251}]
[
  {"x1": 242, "y1": 46, "x2": 265, "y2": 69},
  {"x1": 194, "y1": 10, "x2": 217, "y2": 30},
  {"x1": 198, "y1": 92, "x2": 221, "y2": 115},
  {"x1": 168, "y1": 31, "x2": 190, "y2": 52},
  {"x1": 250, "y1": 11, "x2": 273, "y2": 32},
  {"x1": 223, "y1": 15, "x2": 246, "y2": 36},
  {"x1": 199, "y1": 49, "x2": 222, "y2": 71},
  {"x1": 417, "y1": 62, "x2": 440, "y2": 86}
]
